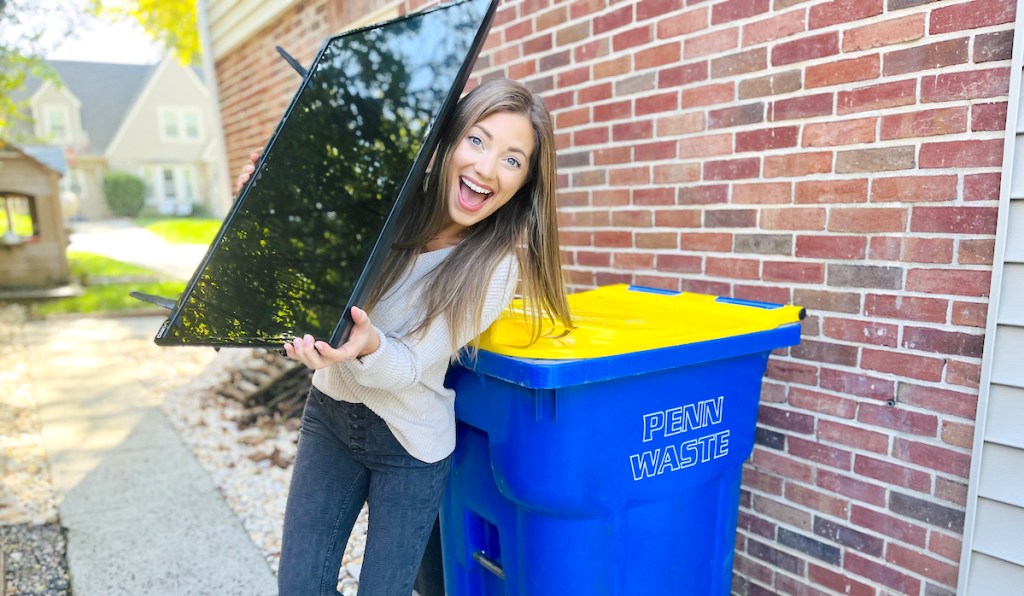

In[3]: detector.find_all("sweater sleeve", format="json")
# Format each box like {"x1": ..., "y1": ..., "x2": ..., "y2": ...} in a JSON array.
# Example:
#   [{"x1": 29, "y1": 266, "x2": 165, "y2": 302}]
[{"x1": 345, "y1": 253, "x2": 519, "y2": 391}]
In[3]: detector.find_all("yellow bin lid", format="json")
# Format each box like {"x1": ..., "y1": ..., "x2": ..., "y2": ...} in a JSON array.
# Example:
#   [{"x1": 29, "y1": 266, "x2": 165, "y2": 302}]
[{"x1": 476, "y1": 284, "x2": 805, "y2": 360}]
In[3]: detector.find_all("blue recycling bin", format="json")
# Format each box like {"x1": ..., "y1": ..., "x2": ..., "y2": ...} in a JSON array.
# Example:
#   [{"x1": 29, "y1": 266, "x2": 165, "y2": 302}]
[{"x1": 439, "y1": 285, "x2": 804, "y2": 595}]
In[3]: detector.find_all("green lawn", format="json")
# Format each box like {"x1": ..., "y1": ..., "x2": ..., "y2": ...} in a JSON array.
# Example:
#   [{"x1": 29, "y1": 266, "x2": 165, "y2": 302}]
[
  {"x1": 32, "y1": 251, "x2": 185, "y2": 316},
  {"x1": 134, "y1": 217, "x2": 221, "y2": 245}
]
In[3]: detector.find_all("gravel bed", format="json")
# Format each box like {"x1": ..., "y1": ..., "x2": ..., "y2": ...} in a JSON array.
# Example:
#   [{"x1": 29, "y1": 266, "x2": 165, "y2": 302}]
[{"x1": 0, "y1": 305, "x2": 70, "y2": 595}]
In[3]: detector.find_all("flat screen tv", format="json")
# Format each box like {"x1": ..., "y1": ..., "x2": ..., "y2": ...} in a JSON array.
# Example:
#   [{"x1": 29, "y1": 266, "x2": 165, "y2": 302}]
[{"x1": 148, "y1": 0, "x2": 498, "y2": 348}]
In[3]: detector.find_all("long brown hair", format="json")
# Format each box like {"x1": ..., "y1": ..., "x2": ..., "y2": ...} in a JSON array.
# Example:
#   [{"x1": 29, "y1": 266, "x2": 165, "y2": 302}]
[{"x1": 366, "y1": 78, "x2": 572, "y2": 358}]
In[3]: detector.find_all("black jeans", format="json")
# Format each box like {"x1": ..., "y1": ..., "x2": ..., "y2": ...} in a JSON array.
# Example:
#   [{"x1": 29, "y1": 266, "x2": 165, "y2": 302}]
[{"x1": 278, "y1": 387, "x2": 452, "y2": 596}]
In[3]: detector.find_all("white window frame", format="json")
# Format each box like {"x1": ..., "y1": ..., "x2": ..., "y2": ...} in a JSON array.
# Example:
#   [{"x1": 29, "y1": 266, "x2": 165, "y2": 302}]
[
  {"x1": 158, "y1": 107, "x2": 203, "y2": 142},
  {"x1": 42, "y1": 104, "x2": 72, "y2": 143}
]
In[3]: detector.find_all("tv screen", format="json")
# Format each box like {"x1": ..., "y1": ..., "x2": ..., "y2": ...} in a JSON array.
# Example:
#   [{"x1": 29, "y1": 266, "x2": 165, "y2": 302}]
[{"x1": 152, "y1": 0, "x2": 497, "y2": 348}]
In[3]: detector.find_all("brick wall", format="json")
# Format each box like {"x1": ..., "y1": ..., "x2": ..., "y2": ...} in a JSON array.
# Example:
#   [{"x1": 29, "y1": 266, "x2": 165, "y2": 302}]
[{"x1": 211, "y1": 0, "x2": 1018, "y2": 593}]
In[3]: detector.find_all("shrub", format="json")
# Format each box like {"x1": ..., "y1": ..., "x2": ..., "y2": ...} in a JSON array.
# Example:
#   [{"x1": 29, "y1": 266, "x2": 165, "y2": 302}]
[{"x1": 103, "y1": 171, "x2": 146, "y2": 217}]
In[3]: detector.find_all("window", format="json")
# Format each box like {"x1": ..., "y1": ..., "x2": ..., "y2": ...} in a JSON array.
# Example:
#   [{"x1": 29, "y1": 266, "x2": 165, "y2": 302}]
[
  {"x1": 1, "y1": 194, "x2": 40, "y2": 244},
  {"x1": 60, "y1": 168, "x2": 83, "y2": 195},
  {"x1": 42, "y1": 105, "x2": 72, "y2": 143},
  {"x1": 159, "y1": 107, "x2": 203, "y2": 141},
  {"x1": 150, "y1": 165, "x2": 198, "y2": 215}
]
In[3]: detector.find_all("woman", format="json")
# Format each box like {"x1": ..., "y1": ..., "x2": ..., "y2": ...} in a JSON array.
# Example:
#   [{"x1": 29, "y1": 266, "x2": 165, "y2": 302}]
[{"x1": 239, "y1": 78, "x2": 572, "y2": 595}]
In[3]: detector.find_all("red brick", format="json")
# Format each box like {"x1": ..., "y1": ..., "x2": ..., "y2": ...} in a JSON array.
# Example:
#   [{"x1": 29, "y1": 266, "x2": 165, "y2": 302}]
[
  {"x1": 941, "y1": 420, "x2": 974, "y2": 450},
  {"x1": 964, "y1": 172, "x2": 1001, "y2": 202},
  {"x1": 682, "y1": 81, "x2": 735, "y2": 108},
  {"x1": 820, "y1": 368, "x2": 895, "y2": 402},
  {"x1": 851, "y1": 504, "x2": 928, "y2": 546},
  {"x1": 802, "y1": 117, "x2": 876, "y2": 147},
  {"x1": 829, "y1": 207, "x2": 907, "y2": 233},
  {"x1": 902, "y1": 237, "x2": 952, "y2": 264},
  {"x1": 769, "y1": 93, "x2": 833, "y2": 121},
  {"x1": 870, "y1": 175, "x2": 958, "y2": 203},
  {"x1": 766, "y1": 358, "x2": 821, "y2": 386},
  {"x1": 635, "y1": 140, "x2": 678, "y2": 161},
  {"x1": 818, "y1": 420, "x2": 889, "y2": 454},
  {"x1": 677, "y1": 184, "x2": 728, "y2": 205},
  {"x1": 656, "y1": 111, "x2": 704, "y2": 136},
  {"x1": 772, "y1": 32, "x2": 839, "y2": 66},
  {"x1": 739, "y1": 70, "x2": 802, "y2": 99},
  {"x1": 795, "y1": 179, "x2": 867, "y2": 204},
  {"x1": 632, "y1": 188, "x2": 674, "y2": 206},
  {"x1": 898, "y1": 383, "x2": 978, "y2": 420},
  {"x1": 838, "y1": 79, "x2": 916, "y2": 115},
  {"x1": 845, "y1": 552, "x2": 922, "y2": 594},
  {"x1": 593, "y1": 55, "x2": 631, "y2": 79},
  {"x1": 613, "y1": 252, "x2": 655, "y2": 270},
  {"x1": 685, "y1": 27, "x2": 740, "y2": 59},
  {"x1": 930, "y1": 0, "x2": 1016, "y2": 34},
  {"x1": 972, "y1": 102, "x2": 1008, "y2": 132},
  {"x1": 633, "y1": 92, "x2": 677, "y2": 117},
  {"x1": 808, "y1": 564, "x2": 877, "y2": 596},
  {"x1": 859, "y1": 399, "x2": 939, "y2": 436},
  {"x1": 869, "y1": 237, "x2": 901, "y2": 261},
  {"x1": 711, "y1": 47, "x2": 768, "y2": 78},
  {"x1": 894, "y1": 438, "x2": 971, "y2": 478},
  {"x1": 864, "y1": 294, "x2": 946, "y2": 324},
  {"x1": 681, "y1": 232, "x2": 733, "y2": 252},
  {"x1": 947, "y1": 359, "x2": 982, "y2": 389},
  {"x1": 558, "y1": 21, "x2": 592, "y2": 47},
  {"x1": 785, "y1": 481, "x2": 851, "y2": 515},
  {"x1": 764, "y1": 152, "x2": 833, "y2": 178},
  {"x1": 743, "y1": 10, "x2": 805, "y2": 47},
  {"x1": 883, "y1": 38, "x2": 969, "y2": 76},
  {"x1": 612, "y1": 120, "x2": 654, "y2": 142},
  {"x1": 592, "y1": 230, "x2": 631, "y2": 247},
  {"x1": 594, "y1": 4, "x2": 633, "y2": 34},
  {"x1": 763, "y1": 261, "x2": 824, "y2": 283},
  {"x1": 658, "y1": 61, "x2": 709, "y2": 88},
  {"x1": 653, "y1": 162, "x2": 701, "y2": 184},
  {"x1": 733, "y1": 182, "x2": 792, "y2": 204},
  {"x1": 752, "y1": 493, "x2": 814, "y2": 531},
  {"x1": 657, "y1": 253, "x2": 703, "y2": 273},
  {"x1": 612, "y1": 25, "x2": 652, "y2": 52},
  {"x1": 823, "y1": 317, "x2": 898, "y2": 347},
  {"x1": 577, "y1": 251, "x2": 611, "y2": 268},
  {"x1": 906, "y1": 268, "x2": 991, "y2": 297},
  {"x1": 795, "y1": 235, "x2": 866, "y2": 259},
  {"x1": 592, "y1": 146, "x2": 631, "y2": 166},
  {"x1": 806, "y1": 55, "x2": 879, "y2": 89},
  {"x1": 789, "y1": 387, "x2": 857, "y2": 418},
  {"x1": 921, "y1": 68, "x2": 1011, "y2": 103},
  {"x1": 836, "y1": 146, "x2": 915, "y2": 173},
  {"x1": 708, "y1": 258, "x2": 765, "y2": 280},
  {"x1": 609, "y1": 165, "x2": 650, "y2": 185},
  {"x1": 936, "y1": 476, "x2": 969, "y2": 506},
  {"x1": 960, "y1": 240, "x2": 996, "y2": 267},
  {"x1": 816, "y1": 470, "x2": 886, "y2": 507},
  {"x1": 577, "y1": 82, "x2": 613, "y2": 104},
  {"x1": 655, "y1": 6, "x2": 708, "y2": 39},
  {"x1": 793, "y1": 289, "x2": 861, "y2": 314},
  {"x1": 922, "y1": 139, "x2": 1004, "y2": 171},
  {"x1": 761, "y1": 207, "x2": 826, "y2": 231},
  {"x1": 573, "y1": 125, "x2": 609, "y2": 147},
  {"x1": 843, "y1": 13, "x2": 925, "y2": 52},
  {"x1": 854, "y1": 455, "x2": 931, "y2": 493},
  {"x1": 880, "y1": 106, "x2": 968, "y2": 140},
  {"x1": 705, "y1": 157, "x2": 760, "y2": 181},
  {"x1": 635, "y1": 42, "x2": 681, "y2": 71},
  {"x1": 735, "y1": 127, "x2": 799, "y2": 153},
  {"x1": 751, "y1": 448, "x2": 815, "y2": 484},
  {"x1": 810, "y1": 0, "x2": 883, "y2": 29},
  {"x1": 910, "y1": 206, "x2": 998, "y2": 235},
  {"x1": 975, "y1": 30, "x2": 1014, "y2": 63},
  {"x1": 712, "y1": 0, "x2": 770, "y2": 25},
  {"x1": 792, "y1": 338, "x2": 858, "y2": 366},
  {"x1": 572, "y1": 36, "x2": 606, "y2": 62},
  {"x1": 904, "y1": 326, "x2": 985, "y2": 358},
  {"x1": 705, "y1": 209, "x2": 758, "y2": 227}
]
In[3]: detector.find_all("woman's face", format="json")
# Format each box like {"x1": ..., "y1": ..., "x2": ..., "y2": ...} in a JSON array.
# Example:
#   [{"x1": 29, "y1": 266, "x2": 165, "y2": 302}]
[{"x1": 445, "y1": 111, "x2": 535, "y2": 231}]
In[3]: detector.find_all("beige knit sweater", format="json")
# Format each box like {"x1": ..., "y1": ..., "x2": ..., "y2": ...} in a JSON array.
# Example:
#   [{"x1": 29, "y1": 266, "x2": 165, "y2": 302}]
[{"x1": 312, "y1": 246, "x2": 519, "y2": 463}]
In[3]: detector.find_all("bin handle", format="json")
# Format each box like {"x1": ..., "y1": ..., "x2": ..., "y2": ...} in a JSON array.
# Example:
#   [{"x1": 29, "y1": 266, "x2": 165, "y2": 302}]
[{"x1": 472, "y1": 550, "x2": 505, "y2": 580}]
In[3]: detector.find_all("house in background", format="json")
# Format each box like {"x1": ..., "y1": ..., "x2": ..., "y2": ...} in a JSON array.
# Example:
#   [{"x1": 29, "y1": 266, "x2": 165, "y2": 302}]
[{"x1": 12, "y1": 55, "x2": 231, "y2": 220}]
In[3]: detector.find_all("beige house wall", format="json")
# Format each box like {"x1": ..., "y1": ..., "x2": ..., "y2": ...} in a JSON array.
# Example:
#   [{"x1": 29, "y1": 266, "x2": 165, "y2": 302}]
[{"x1": 0, "y1": 152, "x2": 70, "y2": 287}]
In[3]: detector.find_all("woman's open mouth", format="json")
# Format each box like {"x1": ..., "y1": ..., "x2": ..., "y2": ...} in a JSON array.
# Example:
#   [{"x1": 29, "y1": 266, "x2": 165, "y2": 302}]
[{"x1": 458, "y1": 176, "x2": 494, "y2": 212}]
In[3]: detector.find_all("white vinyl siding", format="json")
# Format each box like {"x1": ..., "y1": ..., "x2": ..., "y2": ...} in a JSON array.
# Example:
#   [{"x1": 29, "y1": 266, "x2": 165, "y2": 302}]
[{"x1": 959, "y1": 11, "x2": 1024, "y2": 594}]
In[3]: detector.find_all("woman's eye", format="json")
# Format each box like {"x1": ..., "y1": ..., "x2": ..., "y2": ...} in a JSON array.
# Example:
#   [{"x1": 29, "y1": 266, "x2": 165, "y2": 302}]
[
  {"x1": 468, "y1": 135, "x2": 483, "y2": 147},
  {"x1": 504, "y1": 157, "x2": 521, "y2": 168}
]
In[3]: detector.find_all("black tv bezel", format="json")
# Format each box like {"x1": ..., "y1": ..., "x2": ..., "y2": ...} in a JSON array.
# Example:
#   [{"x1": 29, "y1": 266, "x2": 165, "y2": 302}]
[{"x1": 154, "y1": 0, "x2": 499, "y2": 349}]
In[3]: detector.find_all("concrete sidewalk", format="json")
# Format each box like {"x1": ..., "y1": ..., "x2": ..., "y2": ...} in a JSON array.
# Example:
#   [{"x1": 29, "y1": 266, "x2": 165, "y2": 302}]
[
  {"x1": 24, "y1": 314, "x2": 277, "y2": 595},
  {"x1": 68, "y1": 219, "x2": 209, "y2": 281}
]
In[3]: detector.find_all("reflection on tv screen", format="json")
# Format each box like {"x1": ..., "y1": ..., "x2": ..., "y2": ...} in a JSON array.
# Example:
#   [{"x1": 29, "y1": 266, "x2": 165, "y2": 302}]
[{"x1": 155, "y1": 0, "x2": 495, "y2": 347}]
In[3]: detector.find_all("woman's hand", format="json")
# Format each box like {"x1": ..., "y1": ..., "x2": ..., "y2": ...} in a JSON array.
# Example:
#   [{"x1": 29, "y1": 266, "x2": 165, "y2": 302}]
[
  {"x1": 234, "y1": 147, "x2": 263, "y2": 194},
  {"x1": 283, "y1": 307, "x2": 381, "y2": 370}
]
